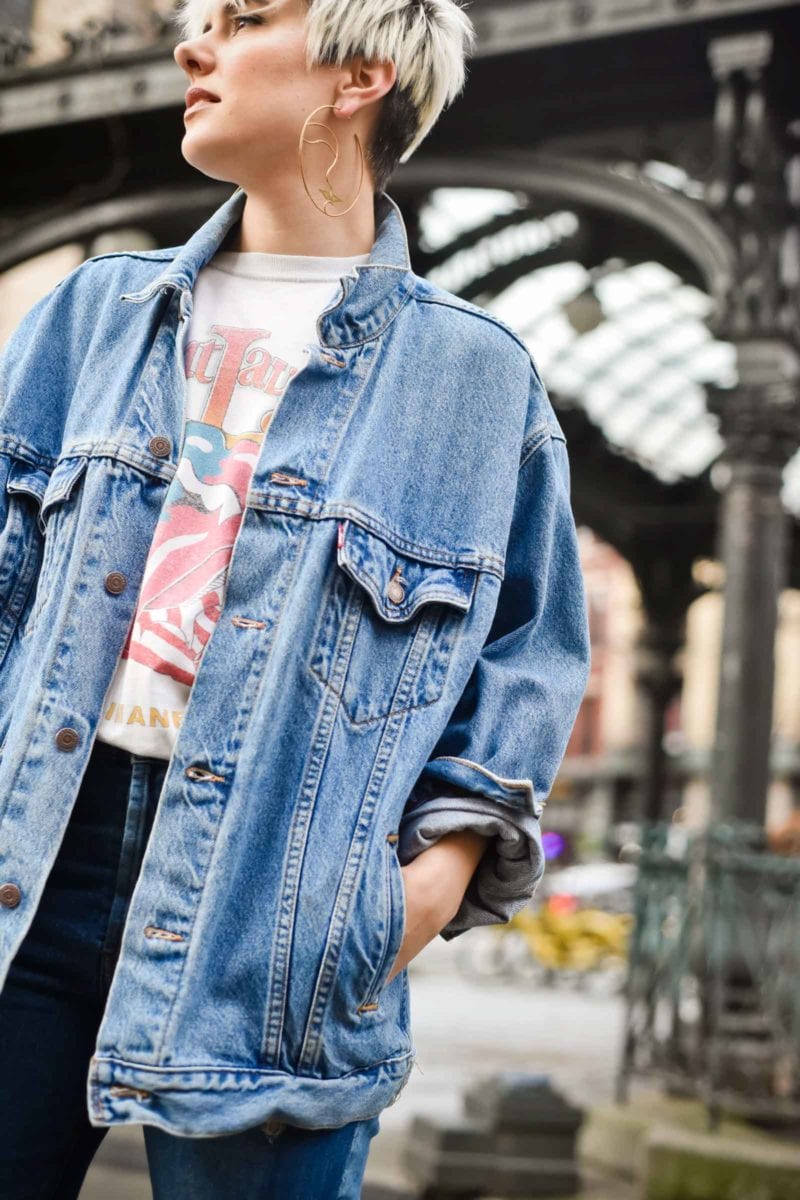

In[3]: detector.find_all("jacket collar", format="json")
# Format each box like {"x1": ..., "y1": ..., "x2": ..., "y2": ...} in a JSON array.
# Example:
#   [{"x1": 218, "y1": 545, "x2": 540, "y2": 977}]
[{"x1": 120, "y1": 186, "x2": 415, "y2": 349}]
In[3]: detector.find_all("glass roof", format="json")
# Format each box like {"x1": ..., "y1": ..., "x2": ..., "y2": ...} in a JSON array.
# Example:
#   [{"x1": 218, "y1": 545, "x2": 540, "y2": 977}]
[{"x1": 418, "y1": 188, "x2": 800, "y2": 515}]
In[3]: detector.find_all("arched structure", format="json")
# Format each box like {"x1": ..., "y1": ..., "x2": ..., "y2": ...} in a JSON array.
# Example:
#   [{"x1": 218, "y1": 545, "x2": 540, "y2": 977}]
[
  {"x1": 1, "y1": 3, "x2": 799, "y2": 831},
  {"x1": 2, "y1": 0, "x2": 800, "y2": 1131}
]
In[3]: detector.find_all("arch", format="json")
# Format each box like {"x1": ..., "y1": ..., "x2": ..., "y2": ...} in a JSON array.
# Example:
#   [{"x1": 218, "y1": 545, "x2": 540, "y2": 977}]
[
  {"x1": 0, "y1": 185, "x2": 229, "y2": 274},
  {"x1": 394, "y1": 152, "x2": 736, "y2": 316}
]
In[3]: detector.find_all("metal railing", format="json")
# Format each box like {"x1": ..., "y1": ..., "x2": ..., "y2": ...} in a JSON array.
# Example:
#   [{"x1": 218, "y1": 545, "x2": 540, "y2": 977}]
[{"x1": 618, "y1": 822, "x2": 800, "y2": 1127}]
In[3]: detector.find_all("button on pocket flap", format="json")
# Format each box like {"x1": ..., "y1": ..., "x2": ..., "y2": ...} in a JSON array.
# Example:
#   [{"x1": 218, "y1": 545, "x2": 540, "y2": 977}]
[
  {"x1": 337, "y1": 519, "x2": 478, "y2": 623},
  {"x1": 39, "y1": 457, "x2": 87, "y2": 530},
  {"x1": 5, "y1": 459, "x2": 51, "y2": 510}
]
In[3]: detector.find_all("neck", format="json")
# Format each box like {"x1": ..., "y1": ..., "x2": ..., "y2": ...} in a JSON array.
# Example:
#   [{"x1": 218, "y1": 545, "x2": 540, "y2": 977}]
[{"x1": 227, "y1": 177, "x2": 377, "y2": 257}]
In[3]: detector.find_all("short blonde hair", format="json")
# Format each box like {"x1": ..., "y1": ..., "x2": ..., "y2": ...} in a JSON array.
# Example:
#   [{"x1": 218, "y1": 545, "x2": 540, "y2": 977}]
[{"x1": 175, "y1": 0, "x2": 476, "y2": 186}]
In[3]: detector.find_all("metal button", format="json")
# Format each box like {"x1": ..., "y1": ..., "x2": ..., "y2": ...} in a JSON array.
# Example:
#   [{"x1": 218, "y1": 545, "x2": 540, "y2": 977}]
[
  {"x1": 387, "y1": 578, "x2": 406, "y2": 605},
  {"x1": 104, "y1": 571, "x2": 127, "y2": 595},
  {"x1": 55, "y1": 727, "x2": 80, "y2": 751},
  {"x1": 0, "y1": 883, "x2": 21, "y2": 909},
  {"x1": 263, "y1": 1117, "x2": 286, "y2": 1136},
  {"x1": 148, "y1": 436, "x2": 171, "y2": 458}
]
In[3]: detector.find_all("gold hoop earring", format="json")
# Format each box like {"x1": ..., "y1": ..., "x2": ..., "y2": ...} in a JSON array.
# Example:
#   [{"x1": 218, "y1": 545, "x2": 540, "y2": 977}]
[{"x1": 298, "y1": 103, "x2": 365, "y2": 218}]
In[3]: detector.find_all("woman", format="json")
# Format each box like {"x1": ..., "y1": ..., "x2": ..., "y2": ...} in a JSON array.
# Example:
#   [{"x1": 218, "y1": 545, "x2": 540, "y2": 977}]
[{"x1": 0, "y1": 1, "x2": 591, "y2": 1197}]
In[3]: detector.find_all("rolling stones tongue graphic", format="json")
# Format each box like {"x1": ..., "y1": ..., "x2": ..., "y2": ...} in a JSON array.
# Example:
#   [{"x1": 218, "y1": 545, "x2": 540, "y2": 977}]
[{"x1": 119, "y1": 324, "x2": 299, "y2": 686}]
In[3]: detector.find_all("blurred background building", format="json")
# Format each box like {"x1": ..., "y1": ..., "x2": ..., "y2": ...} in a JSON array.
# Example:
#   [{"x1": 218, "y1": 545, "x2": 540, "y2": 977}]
[{"x1": 2, "y1": 2, "x2": 799, "y2": 1197}]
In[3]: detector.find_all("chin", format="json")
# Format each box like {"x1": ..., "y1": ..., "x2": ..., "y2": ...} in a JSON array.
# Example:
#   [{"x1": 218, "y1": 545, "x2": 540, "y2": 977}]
[{"x1": 180, "y1": 138, "x2": 242, "y2": 185}]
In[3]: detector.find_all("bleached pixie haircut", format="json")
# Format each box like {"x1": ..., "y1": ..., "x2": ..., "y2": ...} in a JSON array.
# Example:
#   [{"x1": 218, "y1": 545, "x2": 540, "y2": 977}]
[{"x1": 175, "y1": 0, "x2": 476, "y2": 191}]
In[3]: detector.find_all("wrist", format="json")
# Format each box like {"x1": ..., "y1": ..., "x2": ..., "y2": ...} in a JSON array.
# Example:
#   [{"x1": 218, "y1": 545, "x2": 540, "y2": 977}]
[{"x1": 408, "y1": 830, "x2": 490, "y2": 927}]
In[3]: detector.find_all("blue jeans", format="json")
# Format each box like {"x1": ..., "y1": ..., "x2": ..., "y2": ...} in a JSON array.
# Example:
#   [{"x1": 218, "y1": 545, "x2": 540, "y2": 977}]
[{"x1": 0, "y1": 737, "x2": 380, "y2": 1200}]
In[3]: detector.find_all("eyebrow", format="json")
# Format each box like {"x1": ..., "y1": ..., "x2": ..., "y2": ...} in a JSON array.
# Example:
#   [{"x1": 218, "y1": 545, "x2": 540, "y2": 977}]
[
  {"x1": 206, "y1": 1, "x2": 273, "y2": 25},
  {"x1": 220, "y1": 1, "x2": 274, "y2": 15}
]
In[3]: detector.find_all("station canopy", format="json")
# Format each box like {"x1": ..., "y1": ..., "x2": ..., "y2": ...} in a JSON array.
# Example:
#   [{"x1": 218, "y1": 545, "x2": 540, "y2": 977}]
[{"x1": 417, "y1": 184, "x2": 800, "y2": 517}]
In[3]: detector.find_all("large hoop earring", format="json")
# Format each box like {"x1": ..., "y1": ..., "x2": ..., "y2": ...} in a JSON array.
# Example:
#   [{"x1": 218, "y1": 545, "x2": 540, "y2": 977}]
[{"x1": 298, "y1": 103, "x2": 365, "y2": 218}]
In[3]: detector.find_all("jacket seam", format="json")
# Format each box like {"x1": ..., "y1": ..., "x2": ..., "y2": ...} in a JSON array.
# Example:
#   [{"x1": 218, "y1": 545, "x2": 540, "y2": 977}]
[
  {"x1": 91, "y1": 1050, "x2": 414, "y2": 1081},
  {"x1": 242, "y1": 501, "x2": 506, "y2": 577},
  {"x1": 82, "y1": 248, "x2": 179, "y2": 266},
  {"x1": 432, "y1": 755, "x2": 534, "y2": 795},
  {"x1": 0, "y1": 436, "x2": 57, "y2": 473},
  {"x1": 519, "y1": 425, "x2": 565, "y2": 469},
  {"x1": 310, "y1": 660, "x2": 459, "y2": 727},
  {"x1": 325, "y1": 277, "x2": 416, "y2": 348},
  {"x1": 337, "y1": 510, "x2": 504, "y2": 578},
  {"x1": 414, "y1": 291, "x2": 543, "y2": 382}
]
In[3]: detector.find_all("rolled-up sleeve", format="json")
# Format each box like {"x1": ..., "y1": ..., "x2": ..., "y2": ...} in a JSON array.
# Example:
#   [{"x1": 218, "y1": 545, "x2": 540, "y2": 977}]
[{"x1": 397, "y1": 414, "x2": 591, "y2": 941}]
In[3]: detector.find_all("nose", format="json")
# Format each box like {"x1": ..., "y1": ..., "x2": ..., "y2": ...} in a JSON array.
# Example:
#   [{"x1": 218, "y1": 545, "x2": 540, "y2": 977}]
[{"x1": 174, "y1": 35, "x2": 214, "y2": 76}]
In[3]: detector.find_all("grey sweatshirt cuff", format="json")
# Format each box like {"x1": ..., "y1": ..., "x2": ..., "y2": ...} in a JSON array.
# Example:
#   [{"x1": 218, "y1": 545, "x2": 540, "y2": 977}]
[{"x1": 396, "y1": 794, "x2": 546, "y2": 941}]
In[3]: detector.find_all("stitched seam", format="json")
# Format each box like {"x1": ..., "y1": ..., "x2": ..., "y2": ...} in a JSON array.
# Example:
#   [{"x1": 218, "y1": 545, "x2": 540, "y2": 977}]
[
  {"x1": 250, "y1": 506, "x2": 504, "y2": 579},
  {"x1": 325, "y1": 278, "x2": 416, "y2": 348},
  {"x1": 19, "y1": 441, "x2": 174, "y2": 484},
  {"x1": 415, "y1": 293, "x2": 542, "y2": 380},
  {"x1": 338, "y1": 512, "x2": 502, "y2": 576},
  {"x1": 519, "y1": 422, "x2": 552, "y2": 465},
  {"x1": 433, "y1": 755, "x2": 533, "y2": 792},
  {"x1": 520, "y1": 429, "x2": 563, "y2": 470},
  {"x1": 0, "y1": 439, "x2": 58, "y2": 473},
  {"x1": 91, "y1": 1049, "x2": 415, "y2": 1081},
  {"x1": 308, "y1": 660, "x2": 450, "y2": 727},
  {"x1": 342, "y1": 556, "x2": 472, "y2": 620}
]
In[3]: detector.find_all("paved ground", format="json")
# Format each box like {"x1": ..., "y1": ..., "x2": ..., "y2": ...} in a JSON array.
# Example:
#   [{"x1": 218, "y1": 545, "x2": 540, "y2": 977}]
[{"x1": 79, "y1": 929, "x2": 626, "y2": 1197}]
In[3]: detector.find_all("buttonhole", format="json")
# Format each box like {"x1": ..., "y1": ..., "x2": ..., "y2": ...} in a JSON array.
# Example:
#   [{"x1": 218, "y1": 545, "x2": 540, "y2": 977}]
[
  {"x1": 184, "y1": 765, "x2": 226, "y2": 782},
  {"x1": 144, "y1": 925, "x2": 185, "y2": 942},
  {"x1": 109, "y1": 1086, "x2": 152, "y2": 1100}
]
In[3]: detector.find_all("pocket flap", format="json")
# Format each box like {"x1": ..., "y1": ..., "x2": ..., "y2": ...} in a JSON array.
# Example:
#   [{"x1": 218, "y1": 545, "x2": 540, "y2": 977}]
[
  {"x1": 337, "y1": 519, "x2": 478, "y2": 623},
  {"x1": 39, "y1": 457, "x2": 88, "y2": 530},
  {"x1": 5, "y1": 459, "x2": 51, "y2": 509}
]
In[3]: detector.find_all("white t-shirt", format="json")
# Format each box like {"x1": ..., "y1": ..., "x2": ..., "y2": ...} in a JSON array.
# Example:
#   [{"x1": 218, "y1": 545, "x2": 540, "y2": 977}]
[{"x1": 96, "y1": 246, "x2": 369, "y2": 759}]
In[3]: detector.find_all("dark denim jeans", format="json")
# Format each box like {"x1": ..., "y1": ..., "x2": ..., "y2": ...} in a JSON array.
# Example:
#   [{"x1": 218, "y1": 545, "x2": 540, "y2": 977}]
[{"x1": 0, "y1": 736, "x2": 380, "y2": 1200}]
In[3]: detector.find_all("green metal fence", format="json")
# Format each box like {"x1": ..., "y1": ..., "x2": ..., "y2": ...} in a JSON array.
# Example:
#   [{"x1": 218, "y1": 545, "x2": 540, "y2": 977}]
[{"x1": 617, "y1": 823, "x2": 800, "y2": 1127}]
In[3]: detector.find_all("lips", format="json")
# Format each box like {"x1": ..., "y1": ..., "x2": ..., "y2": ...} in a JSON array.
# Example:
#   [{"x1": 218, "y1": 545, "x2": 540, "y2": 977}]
[{"x1": 185, "y1": 87, "x2": 221, "y2": 112}]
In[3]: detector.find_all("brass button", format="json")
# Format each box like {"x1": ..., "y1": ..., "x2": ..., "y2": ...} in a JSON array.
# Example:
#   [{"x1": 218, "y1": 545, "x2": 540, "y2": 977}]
[
  {"x1": 263, "y1": 1117, "x2": 286, "y2": 1136},
  {"x1": 387, "y1": 578, "x2": 406, "y2": 605},
  {"x1": 149, "y1": 436, "x2": 171, "y2": 458},
  {"x1": 104, "y1": 571, "x2": 127, "y2": 595},
  {"x1": 0, "y1": 883, "x2": 21, "y2": 909},
  {"x1": 55, "y1": 727, "x2": 80, "y2": 751}
]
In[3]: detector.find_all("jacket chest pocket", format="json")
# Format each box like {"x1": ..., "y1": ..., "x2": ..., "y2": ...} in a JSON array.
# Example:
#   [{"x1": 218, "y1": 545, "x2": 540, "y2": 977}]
[
  {"x1": 308, "y1": 518, "x2": 479, "y2": 727},
  {"x1": 20, "y1": 456, "x2": 88, "y2": 640}
]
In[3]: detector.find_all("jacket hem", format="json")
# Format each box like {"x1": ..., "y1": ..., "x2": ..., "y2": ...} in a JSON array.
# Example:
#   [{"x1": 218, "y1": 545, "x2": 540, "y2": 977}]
[{"x1": 87, "y1": 1049, "x2": 416, "y2": 1137}]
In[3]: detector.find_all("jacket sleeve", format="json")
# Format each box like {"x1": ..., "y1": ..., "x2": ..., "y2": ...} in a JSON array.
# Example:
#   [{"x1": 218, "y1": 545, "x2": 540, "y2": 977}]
[{"x1": 396, "y1": 411, "x2": 591, "y2": 941}]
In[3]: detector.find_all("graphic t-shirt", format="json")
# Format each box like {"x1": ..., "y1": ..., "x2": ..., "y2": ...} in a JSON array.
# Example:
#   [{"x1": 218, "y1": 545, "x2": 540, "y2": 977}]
[{"x1": 96, "y1": 245, "x2": 369, "y2": 760}]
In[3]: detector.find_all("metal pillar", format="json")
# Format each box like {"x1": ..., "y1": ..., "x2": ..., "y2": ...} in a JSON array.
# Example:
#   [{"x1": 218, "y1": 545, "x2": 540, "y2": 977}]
[
  {"x1": 632, "y1": 613, "x2": 684, "y2": 824},
  {"x1": 619, "y1": 30, "x2": 800, "y2": 1123},
  {"x1": 707, "y1": 358, "x2": 800, "y2": 824},
  {"x1": 704, "y1": 31, "x2": 800, "y2": 825}
]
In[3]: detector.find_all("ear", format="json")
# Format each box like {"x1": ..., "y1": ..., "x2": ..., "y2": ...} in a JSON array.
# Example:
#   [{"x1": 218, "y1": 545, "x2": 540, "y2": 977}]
[{"x1": 335, "y1": 57, "x2": 397, "y2": 120}]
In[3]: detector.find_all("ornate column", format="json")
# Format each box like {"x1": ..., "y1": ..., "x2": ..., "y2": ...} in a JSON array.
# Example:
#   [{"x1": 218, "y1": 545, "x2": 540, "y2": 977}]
[
  {"x1": 631, "y1": 611, "x2": 684, "y2": 825},
  {"x1": 707, "y1": 355, "x2": 800, "y2": 824},
  {"x1": 704, "y1": 31, "x2": 800, "y2": 825}
]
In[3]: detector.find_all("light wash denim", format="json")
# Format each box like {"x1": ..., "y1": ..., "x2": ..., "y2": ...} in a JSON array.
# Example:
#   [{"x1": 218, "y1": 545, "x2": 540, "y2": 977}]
[
  {"x1": 0, "y1": 736, "x2": 380, "y2": 1199},
  {"x1": 0, "y1": 186, "x2": 591, "y2": 1138}
]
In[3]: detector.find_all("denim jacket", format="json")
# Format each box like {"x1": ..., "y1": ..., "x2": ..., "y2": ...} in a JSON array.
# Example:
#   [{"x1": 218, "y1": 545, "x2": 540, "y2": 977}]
[{"x1": 0, "y1": 186, "x2": 591, "y2": 1137}]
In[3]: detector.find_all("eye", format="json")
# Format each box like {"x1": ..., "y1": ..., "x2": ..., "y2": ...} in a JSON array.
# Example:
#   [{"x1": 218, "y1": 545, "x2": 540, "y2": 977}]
[
  {"x1": 199, "y1": 13, "x2": 264, "y2": 36},
  {"x1": 232, "y1": 14, "x2": 264, "y2": 32}
]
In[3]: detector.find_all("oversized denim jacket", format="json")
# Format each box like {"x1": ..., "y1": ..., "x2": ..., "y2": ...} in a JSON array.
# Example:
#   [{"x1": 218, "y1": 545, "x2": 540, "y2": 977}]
[{"x1": 0, "y1": 186, "x2": 591, "y2": 1137}]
